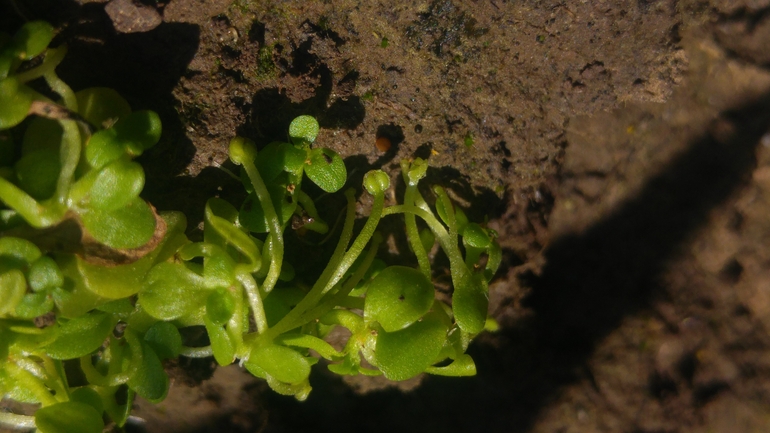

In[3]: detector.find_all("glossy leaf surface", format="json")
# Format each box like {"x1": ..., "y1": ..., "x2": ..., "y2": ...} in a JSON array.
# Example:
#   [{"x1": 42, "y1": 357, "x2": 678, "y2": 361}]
[
  {"x1": 44, "y1": 311, "x2": 115, "y2": 359},
  {"x1": 288, "y1": 115, "x2": 319, "y2": 147},
  {"x1": 0, "y1": 77, "x2": 35, "y2": 130},
  {"x1": 143, "y1": 322, "x2": 182, "y2": 360},
  {"x1": 35, "y1": 401, "x2": 104, "y2": 433},
  {"x1": 247, "y1": 344, "x2": 310, "y2": 385},
  {"x1": 14, "y1": 149, "x2": 60, "y2": 199},
  {"x1": 305, "y1": 148, "x2": 346, "y2": 193},
  {"x1": 374, "y1": 311, "x2": 447, "y2": 381},
  {"x1": 75, "y1": 87, "x2": 131, "y2": 127},
  {"x1": 89, "y1": 159, "x2": 144, "y2": 211},
  {"x1": 364, "y1": 266, "x2": 434, "y2": 332},
  {"x1": 127, "y1": 340, "x2": 169, "y2": 402},
  {"x1": 80, "y1": 197, "x2": 156, "y2": 249},
  {"x1": 141, "y1": 262, "x2": 207, "y2": 321}
]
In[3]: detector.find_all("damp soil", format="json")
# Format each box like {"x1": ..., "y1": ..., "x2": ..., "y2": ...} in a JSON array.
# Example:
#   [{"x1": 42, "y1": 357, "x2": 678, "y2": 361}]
[{"x1": 4, "y1": 0, "x2": 770, "y2": 432}]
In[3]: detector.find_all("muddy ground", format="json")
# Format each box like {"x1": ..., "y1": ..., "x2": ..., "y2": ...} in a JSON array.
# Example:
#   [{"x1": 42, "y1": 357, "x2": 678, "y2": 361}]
[{"x1": 3, "y1": 0, "x2": 770, "y2": 432}]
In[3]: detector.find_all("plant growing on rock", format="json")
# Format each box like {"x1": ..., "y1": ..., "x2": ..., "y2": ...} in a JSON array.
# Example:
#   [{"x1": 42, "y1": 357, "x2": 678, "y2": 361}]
[{"x1": 0, "y1": 20, "x2": 501, "y2": 433}]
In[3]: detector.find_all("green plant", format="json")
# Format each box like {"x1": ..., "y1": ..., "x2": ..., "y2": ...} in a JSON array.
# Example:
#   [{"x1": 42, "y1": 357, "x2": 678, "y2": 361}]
[{"x1": 0, "y1": 20, "x2": 501, "y2": 432}]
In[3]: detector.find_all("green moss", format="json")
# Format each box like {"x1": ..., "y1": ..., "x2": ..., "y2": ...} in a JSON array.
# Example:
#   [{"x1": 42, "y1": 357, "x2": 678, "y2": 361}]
[
  {"x1": 256, "y1": 45, "x2": 276, "y2": 80},
  {"x1": 463, "y1": 132, "x2": 474, "y2": 148}
]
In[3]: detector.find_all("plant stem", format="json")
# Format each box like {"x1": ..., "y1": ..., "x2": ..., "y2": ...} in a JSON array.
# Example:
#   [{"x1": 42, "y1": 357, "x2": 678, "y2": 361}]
[
  {"x1": 237, "y1": 271, "x2": 268, "y2": 335},
  {"x1": 56, "y1": 119, "x2": 81, "y2": 207},
  {"x1": 383, "y1": 204, "x2": 470, "y2": 288},
  {"x1": 240, "y1": 158, "x2": 283, "y2": 294},
  {"x1": 0, "y1": 413, "x2": 36, "y2": 430},
  {"x1": 403, "y1": 182, "x2": 431, "y2": 278},
  {"x1": 266, "y1": 189, "x2": 384, "y2": 338},
  {"x1": 14, "y1": 45, "x2": 66, "y2": 84},
  {"x1": 297, "y1": 233, "x2": 382, "y2": 327},
  {"x1": 179, "y1": 346, "x2": 214, "y2": 357}
]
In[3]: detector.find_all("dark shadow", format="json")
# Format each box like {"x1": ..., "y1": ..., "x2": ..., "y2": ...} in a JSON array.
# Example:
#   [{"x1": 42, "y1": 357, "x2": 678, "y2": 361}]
[
  {"x1": 238, "y1": 31, "x2": 364, "y2": 145},
  {"x1": 254, "y1": 93, "x2": 770, "y2": 433}
]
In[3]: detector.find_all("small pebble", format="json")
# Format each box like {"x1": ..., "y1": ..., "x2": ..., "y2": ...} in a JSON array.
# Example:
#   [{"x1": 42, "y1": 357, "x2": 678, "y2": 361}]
[{"x1": 375, "y1": 136, "x2": 391, "y2": 152}]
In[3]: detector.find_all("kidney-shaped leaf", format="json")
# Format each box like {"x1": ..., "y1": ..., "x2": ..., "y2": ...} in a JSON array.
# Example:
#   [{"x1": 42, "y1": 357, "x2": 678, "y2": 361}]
[
  {"x1": 304, "y1": 148, "x2": 346, "y2": 193},
  {"x1": 364, "y1": 266, "x2": 434, "y2": 332},
  {"x1": 35, "y1": 401, "x2": 104, "y2": 433},
  {"x1": 374, "y1": 311, "x2": 447, "y2": 381}
]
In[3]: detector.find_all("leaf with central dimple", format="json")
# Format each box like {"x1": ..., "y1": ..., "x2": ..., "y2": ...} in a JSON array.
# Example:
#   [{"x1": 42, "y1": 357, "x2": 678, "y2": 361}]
[
  {"x1": 305, "y1": 148, "x2": 345, "y2": 193},
  {"x1": 364, "y1": 266, "x2": 435, "y2": 332}
]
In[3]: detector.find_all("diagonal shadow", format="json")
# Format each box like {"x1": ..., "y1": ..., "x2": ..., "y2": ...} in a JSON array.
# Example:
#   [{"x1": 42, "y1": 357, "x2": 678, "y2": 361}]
[{"x1": 255, "y1": 93, "x2": 770, "y2": 433}]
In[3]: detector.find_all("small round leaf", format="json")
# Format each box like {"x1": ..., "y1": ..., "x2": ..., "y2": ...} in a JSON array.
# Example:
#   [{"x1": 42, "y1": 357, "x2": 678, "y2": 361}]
[
  {"x1": 288, "y1": 115, "x2": 319, "y2": 147},
  {"x1": 0, "y1": 269, "x2": 26, "y2": 316},
  {"x1": 0, "y1": 237, "x2": 42, "y2": 265},
  {"x1": 14, "y1": 291, "x2": 53, "y2": 319},
  {"x1": 89, "y1": 159, "x2": 145, "y2": 211},
  {"x1": 247, "y1": 344, "x2": 310, "y2": 385},
  {"x1": 364, "y1": 266, "x2": 434, "y2": 332},
  {"x1": 35, "y1": 401, "x2": 104, "y2": 433},
  {"x1": 374, "y1": 311, "x2": 447, "y2": 381},
  {"x1": 140, "y1": 262, "x2": 207, "y2": 321},
  {"x1": 144, "y1": 322, "x2": 182, "y2": 360},
  {"x1": 305, "y1": 148, "x2": 345, "y2": 193},
  {"x1": 452, "y1": 274, "x2": 489, "y2": 334},
  {"x1": 14, "y1": 149, "x2": 60, "y2": 200},
  {"x1": 80, "y1": 197, "x2": 156, "y2": 249},
  {"x1": 0, "y1": 77, "x2": 35, "y2": 130},
  {"x1": 85, "y1": 128, "x2": 124, "y2": 169},
  {"x1": 69, "y1": 387, "x2": 104, "y2": 415},
  {"x1": 11, "y1": 21, "x2": 54, "y2": 60},
  {"x1": 28, "y1": 256, "x2": 63, "y2": 292},
  {"x1": 462, "y1": 223, "x2": 491, "y2": 249},
  {"x1": 43, "y1": 311, "x2": 115, "y2": 359},
  {"x1": 112, "y1": 110, "x2": 162, "y2": 155},
  {"x1": 127, "y1": 340, "x2": 169, "y2": 402},
  {"x1": 75, "y1": 87, "x2": 131, "y2": 127},
  {"x1": 206, "y1": 289, "x2": 236, "y2": 326}
]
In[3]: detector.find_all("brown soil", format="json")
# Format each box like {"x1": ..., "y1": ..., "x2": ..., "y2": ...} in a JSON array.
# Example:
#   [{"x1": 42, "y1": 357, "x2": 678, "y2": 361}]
[{"x1": 4, "y1": 0, "x2": 770, "y2": 432}]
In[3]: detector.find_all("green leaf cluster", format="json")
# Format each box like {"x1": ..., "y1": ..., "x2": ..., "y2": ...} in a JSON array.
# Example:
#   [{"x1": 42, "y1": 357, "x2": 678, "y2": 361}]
[{"x1": 0, "y1": 20, "x2": 502, "y2": 432}]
